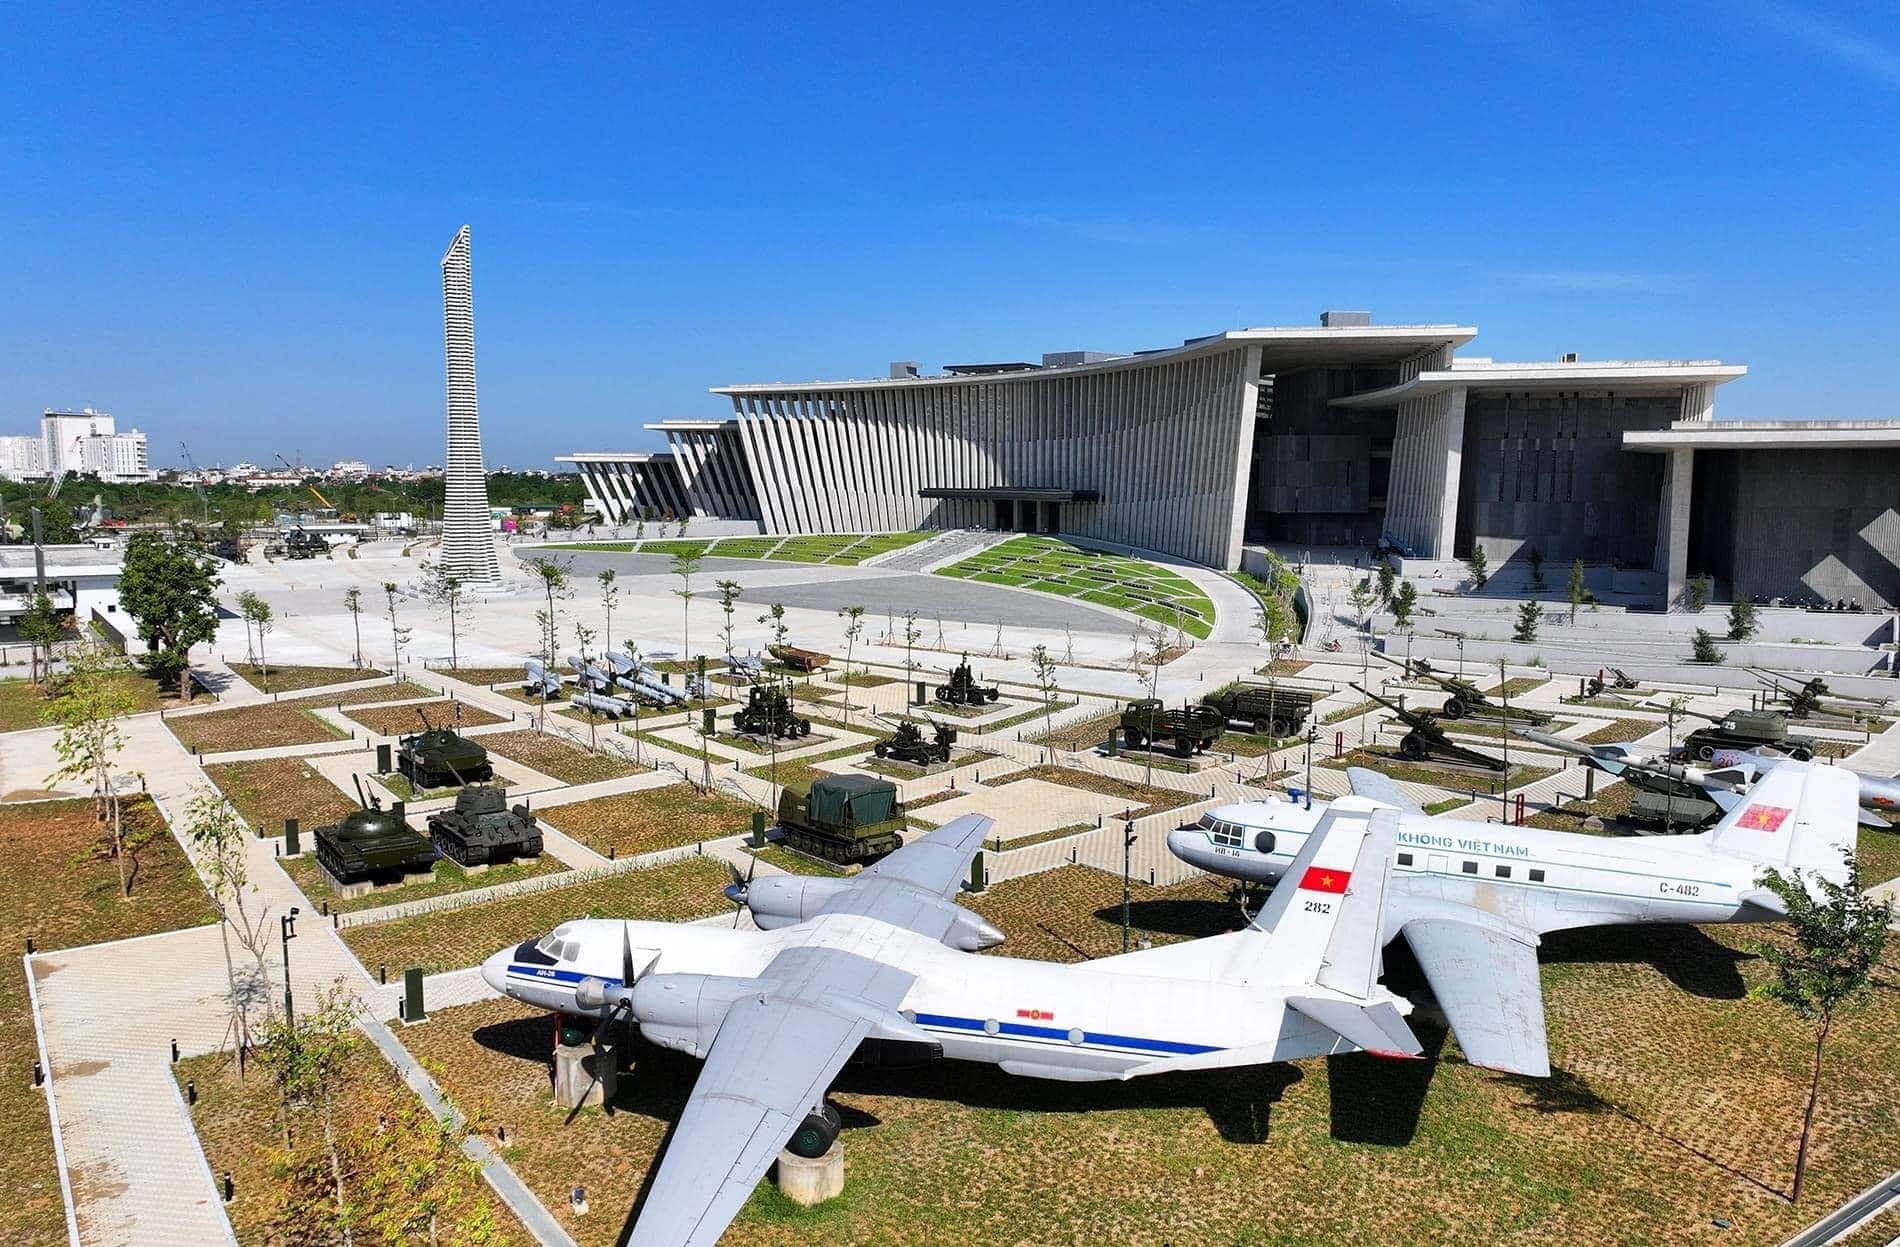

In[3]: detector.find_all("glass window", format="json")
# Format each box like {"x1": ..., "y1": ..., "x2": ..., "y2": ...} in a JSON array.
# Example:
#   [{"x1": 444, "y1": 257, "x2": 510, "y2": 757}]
[
  {"x1": 1253, "y1": 830, "x2": 1276, "y2": 855},
  {"x1": 1461, "y1": 861, "x2": 1478, "y2": 875},
  {"x1": 1396, "y1": 852, "x2": 1413, "y2": 866},
  {"x1": 1494, "y1": 865, "x2": 1511, "y2": 879},
  {"x1": 1529, "y1": 868, "x2": 1546, "y2": 883}
]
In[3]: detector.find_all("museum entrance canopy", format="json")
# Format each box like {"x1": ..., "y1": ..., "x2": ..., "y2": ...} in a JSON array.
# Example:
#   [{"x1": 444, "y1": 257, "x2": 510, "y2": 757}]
[{"x1": 917, "y1": 486, "x2": 1100, "y2": 503}]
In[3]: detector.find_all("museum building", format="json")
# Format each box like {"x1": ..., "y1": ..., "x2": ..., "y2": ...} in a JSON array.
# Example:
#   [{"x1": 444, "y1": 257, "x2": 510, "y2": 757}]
[{"x1": 564, "y1": 313, "x2": 1900, "y2": 609}]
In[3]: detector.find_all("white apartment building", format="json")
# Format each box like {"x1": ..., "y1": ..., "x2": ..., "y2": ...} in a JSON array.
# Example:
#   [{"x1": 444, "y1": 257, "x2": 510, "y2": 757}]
[
  {"x1": 39, "y1": 410, "x2": 152, "y2": 483},
  {"x1": 0, "y1": 435, "x2": 46, "y2": 481}
]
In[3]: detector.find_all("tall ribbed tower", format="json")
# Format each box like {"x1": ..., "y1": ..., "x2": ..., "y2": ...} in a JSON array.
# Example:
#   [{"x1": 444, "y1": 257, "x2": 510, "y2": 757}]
[{"x1": 439, "y1": 226, "x2": 502, "y2": 585}]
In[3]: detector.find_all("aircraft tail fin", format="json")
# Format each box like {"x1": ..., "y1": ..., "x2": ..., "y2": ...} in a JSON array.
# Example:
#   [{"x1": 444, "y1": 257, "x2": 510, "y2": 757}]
[
  {"x1": 1707, "y1": 760, "x2": 1854, "y2": 885},
  {"x1": 1245, "y1": 800, "x2": 1399, "y2": 994}
]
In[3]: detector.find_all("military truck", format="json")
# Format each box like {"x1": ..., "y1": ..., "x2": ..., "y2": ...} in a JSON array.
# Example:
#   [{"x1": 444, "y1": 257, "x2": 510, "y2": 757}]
[
  {"x1": 1120, "y1": 698, "x2": 1227, "y2": 756},
  {"x1": 734, "y1": 682, "x2": 812, "y2": 739},
  {"x1": 396, "y1": 710, "x2": 492, "y2": 789},
  {"x1": 873, "y1": 720, "x2": 955, "y2": 766},
  {"x1": 1200, "y1": 683, "x2": 1316, "y2": 737},
  {"x1": 776, "y1": 774, "x2": 906, "y2": 864},
  {"x1": 1678, "y1": 708, "x2": 1817, "y2": 762},
  {"x1": 428, "y1": 785, "x2": 542, "y2": 866},
  {"x1": 315, "y1": 783, "x2": 439, "y2": 884},
  {"x1": 935, "y1": 657, "x2": 1000, "y2": 707}
]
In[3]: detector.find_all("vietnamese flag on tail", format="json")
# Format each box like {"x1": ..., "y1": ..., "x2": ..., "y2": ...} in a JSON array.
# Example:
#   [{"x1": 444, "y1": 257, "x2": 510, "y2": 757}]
[{"x1": 1299, "y1": 867, "x2": 1351, "y2": 894}]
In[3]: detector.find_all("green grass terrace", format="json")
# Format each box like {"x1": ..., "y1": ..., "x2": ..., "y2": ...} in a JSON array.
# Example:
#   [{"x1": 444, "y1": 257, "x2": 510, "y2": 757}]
[
  {"x1": 539, "y1": 531, "x2": 931, "y2": 565},
  {"x1": 934, "y1": 535, "x2": 1216, "y2": 639}
]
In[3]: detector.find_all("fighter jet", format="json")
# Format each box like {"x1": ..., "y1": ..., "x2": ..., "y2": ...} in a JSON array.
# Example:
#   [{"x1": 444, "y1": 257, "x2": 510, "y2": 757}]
[
  {"x1": 485, "y1": 809, "x2": 1417, "y2": 1246},
  {"x1": 1168, "y1": 761, "x2": 1856, "y2": 1079}
]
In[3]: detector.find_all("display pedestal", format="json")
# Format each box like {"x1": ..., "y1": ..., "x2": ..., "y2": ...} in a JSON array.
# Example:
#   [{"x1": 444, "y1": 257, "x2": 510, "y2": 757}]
[
  {"x1": 775, "y1": 1143, "x2": 844, "y2": 1206},
  {"x1": 551, "y1": 1041, "x2": 613, "y2": 1110}
]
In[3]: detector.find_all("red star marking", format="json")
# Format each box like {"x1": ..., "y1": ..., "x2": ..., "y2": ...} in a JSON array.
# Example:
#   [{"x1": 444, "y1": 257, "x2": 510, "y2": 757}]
[{"x1": 1300, "y1": 866, "x2": 1351, "y2": 894}]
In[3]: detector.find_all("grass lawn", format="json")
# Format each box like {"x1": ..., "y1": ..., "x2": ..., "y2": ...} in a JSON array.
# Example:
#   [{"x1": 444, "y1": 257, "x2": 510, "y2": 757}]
[
  {"x1": 279, "y1": 850, "x2": 567, "y2": 914},
  {"x1": 935, "y1": 535, "x2": 1218, "y2": 640},
  {"x1": 2, "y1": 797, "x2": 217, "y2": 1246},
  {"x1": 0, "y1": 669, "x2": 182, "y2": 734},
  {"x1": 204, "y1": 756, "x2": 357, "y2": 836},
  {"x1": 167, "y1": 701, "x2": 350, "y2": 753},
  {"x1": 1318, "y1": 747, "x2": 1554, "y2": 796},
  {"x1": 338, "y1": 856, "x2": 730, "y2": 975},
  {"x1": 174, "y1": 1038, "x2": 513, "y2": 1245},
  {"x1": 1851, "y1": 826, "x2": 1900, "y2": 888},
  {"x1": 1579, "y1": 718, "x2": 1663, "y2": 745},
  {"x1": 744, "y1": 843, "x2": 849, "y2": 877},
  {"x1": 342, "y1": 699, "x2": 509, "y2": 735},
  {"x1": 984, "y1": 764, "x2": 1195, "y2": 818},
  {"x1": 286, "y1": 679, "x2": 435, "y2": 708},
  {"x1": 739, "y1": 742, "x2": 877, "y2": 790},
  {"x1": 540, "y1": 784, "x2": 757, "y2": 858},
  {"x1": 1028, "y1": 710, "x2": 1122, "y2": 752},
  {"x1": 226, "y1": 662, "x2": 385, "y2": 693},
  {"x1": 476, "y1": 729, "x2": 639, "y2": 785},
  {"x1": 431, "y1": 663, "x2": 541, "y2": 685},
  {"x1": 1321, "y1": 697, "x2": 1385, "y2": 725}
]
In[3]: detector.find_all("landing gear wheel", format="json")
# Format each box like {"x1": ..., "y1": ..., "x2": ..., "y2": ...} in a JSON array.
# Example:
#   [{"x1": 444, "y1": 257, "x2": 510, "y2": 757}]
[
  {"x1": 1440, "y1": 698, "x2": 1465, "y2": 720},
  {"x1": 1790, "y1": 746, "x2": 1813, "y2": 762},
  {"x1": 788, "y1": 1105, "x2": 840, "y2": 1158},
  {"x1": 1697, "y1": 745, "x2": 1715, "y2": 761}
]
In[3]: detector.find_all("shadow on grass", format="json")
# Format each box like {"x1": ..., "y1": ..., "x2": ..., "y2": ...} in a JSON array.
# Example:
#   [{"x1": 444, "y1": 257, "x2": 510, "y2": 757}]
[
  {"x1": 1327, "y1": 1018, "x2": 1448, "y2": 1146},
  {"x1": 1090, "y1": 896, "x2": 1244, "y2": 941},
  {"x1": 1540, "y1": 923, "x2": 1753, "y2": 999}
]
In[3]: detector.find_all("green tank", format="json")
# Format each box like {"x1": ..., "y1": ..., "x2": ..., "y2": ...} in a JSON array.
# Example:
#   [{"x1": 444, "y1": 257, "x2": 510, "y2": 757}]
[
  {"x1": 776, "y1": 774, "x2": 906, "y2": 864},
  {"x1": 315, "y1": 791, "x2": 438, "y2": 884},
  {"x1": 428, "y1": 785, "x2": 542, "y2": 866},
  {"x1": 397, "y1": 709, "x2": 493, "y2": 789},
  {"x1": 734, "y1": 682, "x2": 811, "y2": 739},
  {"x1": 1679, "y1": 709, "x2": 1816, "y2": 762}
]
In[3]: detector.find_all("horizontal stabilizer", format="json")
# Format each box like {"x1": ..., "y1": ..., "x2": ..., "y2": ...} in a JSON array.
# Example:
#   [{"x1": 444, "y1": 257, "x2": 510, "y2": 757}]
[
  {"x1": 1345, "y1": 766, "x2": 1422, "y2": 815},
  {"x1": 1287, "y1": 995, "x2": 1422, "y2": 1059},
  {"x1": 1402, "y1": 914, "x2": 1549, "y2": 1077}
]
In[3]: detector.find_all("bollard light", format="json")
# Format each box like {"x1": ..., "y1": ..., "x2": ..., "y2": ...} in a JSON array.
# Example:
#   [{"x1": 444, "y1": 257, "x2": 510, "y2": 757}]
[
  {"x1": 170, "y1": 1038, "x2": 179, "y2": 1063},
  {"x1": 223, "y1": 1173, "x2": 234, "y2": 1202},
  {"x1": 187, "y1": 1078, "x2": 197, "y2": 1105}
]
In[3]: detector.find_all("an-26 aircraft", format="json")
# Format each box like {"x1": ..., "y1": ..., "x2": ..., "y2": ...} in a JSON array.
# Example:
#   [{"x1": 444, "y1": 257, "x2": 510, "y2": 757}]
[
  {"x1": 1168, "y1": 760, "x2": 1856, "y2": 1079},
  {"x1": 484, "y1": 807, "x2": 1419, "y2": 1246}
]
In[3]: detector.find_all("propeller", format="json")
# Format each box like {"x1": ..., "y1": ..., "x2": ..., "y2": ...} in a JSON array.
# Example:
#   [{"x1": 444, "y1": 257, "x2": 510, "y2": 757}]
[{"x1": 725, "y1": 853, "x2": 759, "y2": 927}]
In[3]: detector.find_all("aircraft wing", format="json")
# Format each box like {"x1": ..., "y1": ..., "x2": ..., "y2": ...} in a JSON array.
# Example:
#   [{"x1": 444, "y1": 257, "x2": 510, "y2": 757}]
[
  {"x1": 627, "y1": 992, "x2": 874, "y2": 1247},
  {"x1": 1401, "y1": 914, "x2": 1550, "y2": 1077},
  {"x1": 855, "y1": 812, "x2": 991, "y2": 894},
  {"x1": 1345, "y1": 765, "x2": 1423, "y2": 814}
]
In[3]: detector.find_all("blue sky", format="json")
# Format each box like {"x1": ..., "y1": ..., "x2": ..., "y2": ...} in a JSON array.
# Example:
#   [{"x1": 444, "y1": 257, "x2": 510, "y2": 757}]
[{"x1": 2, "y1": 2, "x2": 1896, "y2": 469}]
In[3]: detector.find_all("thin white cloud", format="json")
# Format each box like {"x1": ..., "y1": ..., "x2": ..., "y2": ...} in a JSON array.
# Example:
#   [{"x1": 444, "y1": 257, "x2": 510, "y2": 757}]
[{"x1": 1751, "y1": 3, "x2": 1900, "y2": 88}]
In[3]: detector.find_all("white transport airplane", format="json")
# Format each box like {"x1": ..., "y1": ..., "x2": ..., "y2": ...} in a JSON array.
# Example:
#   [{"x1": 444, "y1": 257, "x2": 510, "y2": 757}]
[
  {"x1": 1167, "y1": 761, "x2": 1857, "y2": 1080},
  {"x1": 483, "y1": 807, "x2": 1419, "y2": 1246}
]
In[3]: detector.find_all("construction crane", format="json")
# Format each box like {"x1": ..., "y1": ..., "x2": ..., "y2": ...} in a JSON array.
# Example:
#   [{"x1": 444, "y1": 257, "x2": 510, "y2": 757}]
[
  {"x1": 178, "y1": 441, "x2": 210, "y2": 523},
  {"x1": 275, "y1": 453, "x2": 339, "y2": 512}
]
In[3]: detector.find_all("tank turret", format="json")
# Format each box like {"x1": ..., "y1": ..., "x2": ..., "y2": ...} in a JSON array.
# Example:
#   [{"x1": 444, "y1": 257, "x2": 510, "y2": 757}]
[
  {"x1": 397, "y1": 707, "x2": 493, "y2": 789},
  {"x1": 315, "y1": 782, "x2": 439, "y2": 883},
  {"x1": 428, "y1": 784, "x2": 542, "y2": 867}
]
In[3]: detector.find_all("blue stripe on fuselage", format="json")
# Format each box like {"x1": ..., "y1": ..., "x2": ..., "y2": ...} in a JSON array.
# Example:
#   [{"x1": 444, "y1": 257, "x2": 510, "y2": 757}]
[{"x1": 911, "y1": 1011, "x2": 1219, "y2": 1055}]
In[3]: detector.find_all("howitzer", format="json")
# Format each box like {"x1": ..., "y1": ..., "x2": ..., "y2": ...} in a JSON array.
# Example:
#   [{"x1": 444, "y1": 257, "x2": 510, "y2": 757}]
[
  {"x1": 1748, "y1": 668, "x2": 1887, "y2": 721},
  {"x1": 1350, "y1": 683, "x2": 1505, "y2": 772},
  {"x1": 1368, "y1": 650, "x2": 1552, "y2": 725}
]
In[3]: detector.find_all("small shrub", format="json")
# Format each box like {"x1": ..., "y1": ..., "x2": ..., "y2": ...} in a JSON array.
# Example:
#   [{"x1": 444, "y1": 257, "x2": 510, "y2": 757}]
[{"x1": 1691, "y1": 628, "x2": 1725, "y2": 664}]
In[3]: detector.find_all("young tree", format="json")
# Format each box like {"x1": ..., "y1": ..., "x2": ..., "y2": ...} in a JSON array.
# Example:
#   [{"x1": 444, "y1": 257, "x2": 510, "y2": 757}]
[
  {"x1": 1687, "y1": 573, "x2": 1713, "y2": 612},
  {"x1": 236, "y1": 589, "x2": 259, "y2": 666},
  {"x1": 182, "y1": 790, "x2": 275, "y2": 1057},
  {"x1": 433, "y1": 572, "x2": 464, "y2": 671},
  {"x1": 1691, "y1": 627, "x2": 1725, "y2": 664},
  {"x1": 1753, "y1": 857, "x2": 1892, "y2": 1201},
  {"x1": 1375, "y1": 561, "x2": 1396, "y2": 608},
  {"x1": 240, "y1": 592, "x2": 274, "y2": 690},
  {"x1": 1727, "y1": 596, "x2": 1760, "y2": 642},
  {"x1": 1463, "y1": 546, "x2": 1489, "y2": 590},
  {"x1": 44, "y1": 644, "x2": 143, "y2": 898},
  {"x1": 1029, "y1": 642, "x2": 1060, "y2": 741},
  {"x1": 254, "y1": 983, "x2": 361, "y2": 1231},
  {"x1": 523, "y1": 556, "x2": 573, "y2": 731},
  {"x1": 574, "y1": 621, "x2": 601, "y2": 749},
  {"x1": 119, "y1": 531, "x2": 220, "y2": 700},
  {"x1": 1390, "y1": 580, "x2": 1418, "y2": 630},
  {"x1": 381, "y1": 583, "x2": 411, "y2": 678},
  {"x1": 671, "y1": 552, "x2": 701, "y2": 665},
  {"x1": 1513, "y1": 600, "x2": 1542, "y2": 644},
  {"x1": 1347, "y1": 577, "x2": 1375, "y2": 629},
  {"x1": 598, "y1": 569, "x2": 620, "y2": 659},
  {"x1": 1567, "y1": 559, "x2": 1587, "y2": 625},
  {"x1": 838, "y1": 605, "x2": 866, "y2": 723},
  {"x1": 902, "y1": 610, "x2": 922, "y2": 688},
  {"x1": 342, "y1": 587, "x2": 365, "y2": 669},
  {"x1": 351, "y1": 1097, "x2": 496, "y2": 1246},
  {"x1": 18, "y1": 589, "x2": 64, "y2": 685},
  {"x1": 715, "y1": 579, "x2": 742, "y2": 661},
  {"x1": 759, "y1": 602, "x2": 790, "y2": 649}
]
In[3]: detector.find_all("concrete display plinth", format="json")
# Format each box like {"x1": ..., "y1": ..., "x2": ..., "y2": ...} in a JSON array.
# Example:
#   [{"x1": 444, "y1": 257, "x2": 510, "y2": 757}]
[
  {"x1": 552, "y1": 1042, "x2": 614, "y2": 1110},
  {"x1": 1114, "y1": 746, "x2": 1225, "y2": 774},
  {"x1": 775, "y1": 1143, "x2": 843, "y2": 1206},
  {"x1": 316, "y1": 863, "x2": 434, "y2": 899}
]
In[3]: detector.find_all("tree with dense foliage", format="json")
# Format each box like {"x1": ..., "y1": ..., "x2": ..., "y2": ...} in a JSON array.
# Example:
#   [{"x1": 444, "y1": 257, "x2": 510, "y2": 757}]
[
  {"x1": 1753, "y1": 856, "x2": 1892, "y2": 1201},
  {"x1": 118, "y1": 531, "x2": 219, "y2": 699},
  {"x1": 1375, "y1": 561, "x2": 1396, "y2": 607},
  {"x1": 1513, "y1": 600, "x2": 1542, "y2": 644},
  {"x1": 1728, "y1": 596, "x2": 1760, "y2": 642},
  {"x1": 1691, "y1": 628, "x2": 1725, "y2": 663},
  {"x1": 1687, "y1": 574, "x2": 1713, "y2": 612},
  {"x1": 1463, "y1": 547, "x2": 1489, "y2": 590},
  {"x1": 44, "y1": 644, "x2": 143, "y2": 898},
  {"x1": 1390, "y1": 580, "x2": 1418, "y2": 630},
  {"x1": 18, "y1": 589, "x2": 64, "y2": 684}
]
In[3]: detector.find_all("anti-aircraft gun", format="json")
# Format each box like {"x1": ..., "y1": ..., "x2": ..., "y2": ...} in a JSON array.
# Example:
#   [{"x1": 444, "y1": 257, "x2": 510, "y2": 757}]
[
  {"x1": 428, "y1": 785, "x2": 543, "y2": 866},
  {"x1": 397, "y1": 707, "x2": 492, "y2": 790},
  {"x1": 1369, "y1": 650, "x2": 1552, "y2": 725},
  {"x1": 314, "y1": 777, "x2": 439, "y2": 884},
  {"x1": 935, "y1": 656, "x2": 1000, "y2": 707},
  {"x1": 734, "y1": 680, "x2": 811, "y2": 739},
  {"x1": 1676, "y1": 706, "x2": 1817, "y2": 762},
  {"x1": 1515, "y1": 728, "x2": 1731, "y2": 830},
  {"x1": 1350, "y1": 683, "x2": 1506, "y2": 772},
  {"x1": 1750, "y1": 668, "x2": 1888, "y2": 722},
  {"x1": 873, "y1": 720, "x2": 956, "y2": 766}
]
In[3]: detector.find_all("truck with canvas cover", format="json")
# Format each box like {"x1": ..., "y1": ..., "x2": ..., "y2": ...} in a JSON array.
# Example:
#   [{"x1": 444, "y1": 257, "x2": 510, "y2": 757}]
[{"x1": 775, "y1": 773, "x2": 906, "y2": 864}]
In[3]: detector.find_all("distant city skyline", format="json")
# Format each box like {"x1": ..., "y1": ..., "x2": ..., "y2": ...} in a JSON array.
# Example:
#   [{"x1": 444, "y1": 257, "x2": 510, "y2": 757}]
[{"x1": 4, "y1": 5, "x2": 1899, "y2": 467}]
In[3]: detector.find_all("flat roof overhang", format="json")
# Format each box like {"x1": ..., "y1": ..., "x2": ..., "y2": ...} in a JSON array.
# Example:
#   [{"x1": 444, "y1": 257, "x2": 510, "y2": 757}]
[
  {"x1": 556, "y1": 452, "x2": 677, "y2": 463},
  {"x1": 1623, "y1": 420, "x2": 1900, "y2": 452},
  {"x1": 918, "y1": 486, "x2": 1100, "y2": 503},
  {"x1": 1331, "y1": 361, "x2": 1747, "y2": 408},
  {"x1": 713, "y1": 324, "x2": 1478, "y2": 395},
  {"x1": 643, "y1": 420, "x2": 737, "y2": 432}
]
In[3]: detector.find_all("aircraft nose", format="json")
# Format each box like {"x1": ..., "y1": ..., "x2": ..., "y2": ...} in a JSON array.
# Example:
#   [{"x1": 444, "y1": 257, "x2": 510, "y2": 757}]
[
  {"x1": 480, "y1": 948, "x2": 510, "y2": 996},
  {"x1": 1166, "y1": 827, "x2": 1198, "y2": 862}
]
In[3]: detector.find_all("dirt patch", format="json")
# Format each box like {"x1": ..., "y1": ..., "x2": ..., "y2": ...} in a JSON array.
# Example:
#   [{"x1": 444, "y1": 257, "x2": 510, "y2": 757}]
[
  {"x1": 473, "y1": 729, "x2": 638, "y2": 785},
  {"x1": 166, "y1": 702, "x2": 349, "y2": 753},
  {"x1": 204, "y1": 757, "x2": 356, "y2": 836},
  {"x1": 984, "y1": 765, "x2": 1194, "y2": 818},
  {"x1": 342, "y1": 699, "x2": 508, "y2": 735},
  {"x1": 227, "y1": 663, "x2": 386, "y2": 693},
  {"x1": 540, "y1": 784, "x2": 758, "y2": 858}
]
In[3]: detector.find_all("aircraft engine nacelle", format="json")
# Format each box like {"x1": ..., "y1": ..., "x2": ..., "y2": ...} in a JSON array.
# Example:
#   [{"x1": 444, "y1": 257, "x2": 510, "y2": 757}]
[
  {"x1": 740, "y1": 875, "x2": 855, "y2": 929},
  {"x1": 631, "y1": 973, "x2": 765, "y2": 1059}
]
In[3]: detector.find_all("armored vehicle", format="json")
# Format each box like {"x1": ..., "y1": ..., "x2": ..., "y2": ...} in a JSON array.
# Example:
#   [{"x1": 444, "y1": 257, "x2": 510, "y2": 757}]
[
  {"x1": 1121, "y1": 698, "x2": 1227, "y2": 756},
  {"x1": 768, "y1": 644, "x2": 832, "y2": 673},
  {"x1": 935, "y1": 657, "x2": 1000, "y2": 707},
  {"x1": 1353, "y1": 684, "x2": 1506, "y2": 772},
  {"x1": 873, "y1": 720, "x2": 955, "y2": 766},
  {"x1": 1678, "y1": 708, "x2": 1816, "y2": 762},
  {"x1": 776, "y1": 773, "x2": 906, "y2": 864},
  {"x1": 428, "y1": 785, "x2": 542, "y2": 867},
  {"x1": 1200, "y1": 683, "x2": 1315, "y2": 737},
  {"x1": 733, "y1": 682, "x2": 811, "y2": 739},
  {"x1": 1369, "y1": 650, "x2": 1553, "y2": 725},
  {"x1": 315, "y1": 784, "x2": 438, "y2": 884},
  {"x1": 283, "y1": 528, "x2": 327, "y2": 560},
  {"x1": 397, "y1": 709, "x2": 493, "y2": 789}
]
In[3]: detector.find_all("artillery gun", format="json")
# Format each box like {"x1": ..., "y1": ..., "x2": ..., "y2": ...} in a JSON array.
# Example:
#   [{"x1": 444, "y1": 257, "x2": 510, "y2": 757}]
[
  {"x1": 315, "y1": 778, "x2": 439, "y2": 884},
  {"x1": 1351, "y1": 683, "x2": 1506, "y2": 772},
  {"x1": 1369, "y1": 650, "x2": 1552, "y2": 725},
  {"x1": 1749, "y1": 668, "x2": 1888, "y2": 722},
  {"x1": 1676, "y1": 706, "x2": 1817, "y2": 762},
  {"x1": 397, "y1": 708, "x2": 492, "y2": 790},
  {"x1": 873, "y1": 720, "x2": 955, "y2": 766},
  {"x1": 776, "y1": 773, "x2": 905, "y2": 864},
  {"x1": 1583, "y1": 667, "x2": 1642, "y2": 698},
  {"x1": 734, "y1": 680, "x2": 811, "y2": 739},
  {"x1": 429, "y1": 785, "x2": 542, "y2": 866},
  {"x1": 935, "y1": 656, "x2": 1000, "y2": 707},
  {"x1": 1120, "y1": 698, "x2": 1226, "y2": 756}
]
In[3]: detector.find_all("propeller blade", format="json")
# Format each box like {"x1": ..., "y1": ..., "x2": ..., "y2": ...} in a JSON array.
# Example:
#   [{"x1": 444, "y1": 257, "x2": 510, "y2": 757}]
[{"x1": 563, "y1": 998, "x2": 631, "y2": 1126}]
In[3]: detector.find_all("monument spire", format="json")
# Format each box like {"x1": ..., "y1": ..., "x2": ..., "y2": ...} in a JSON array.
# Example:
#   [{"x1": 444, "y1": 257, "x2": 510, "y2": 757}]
[{"x1": 440, "y1": 225, "x2": 501, "y2": 585}]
